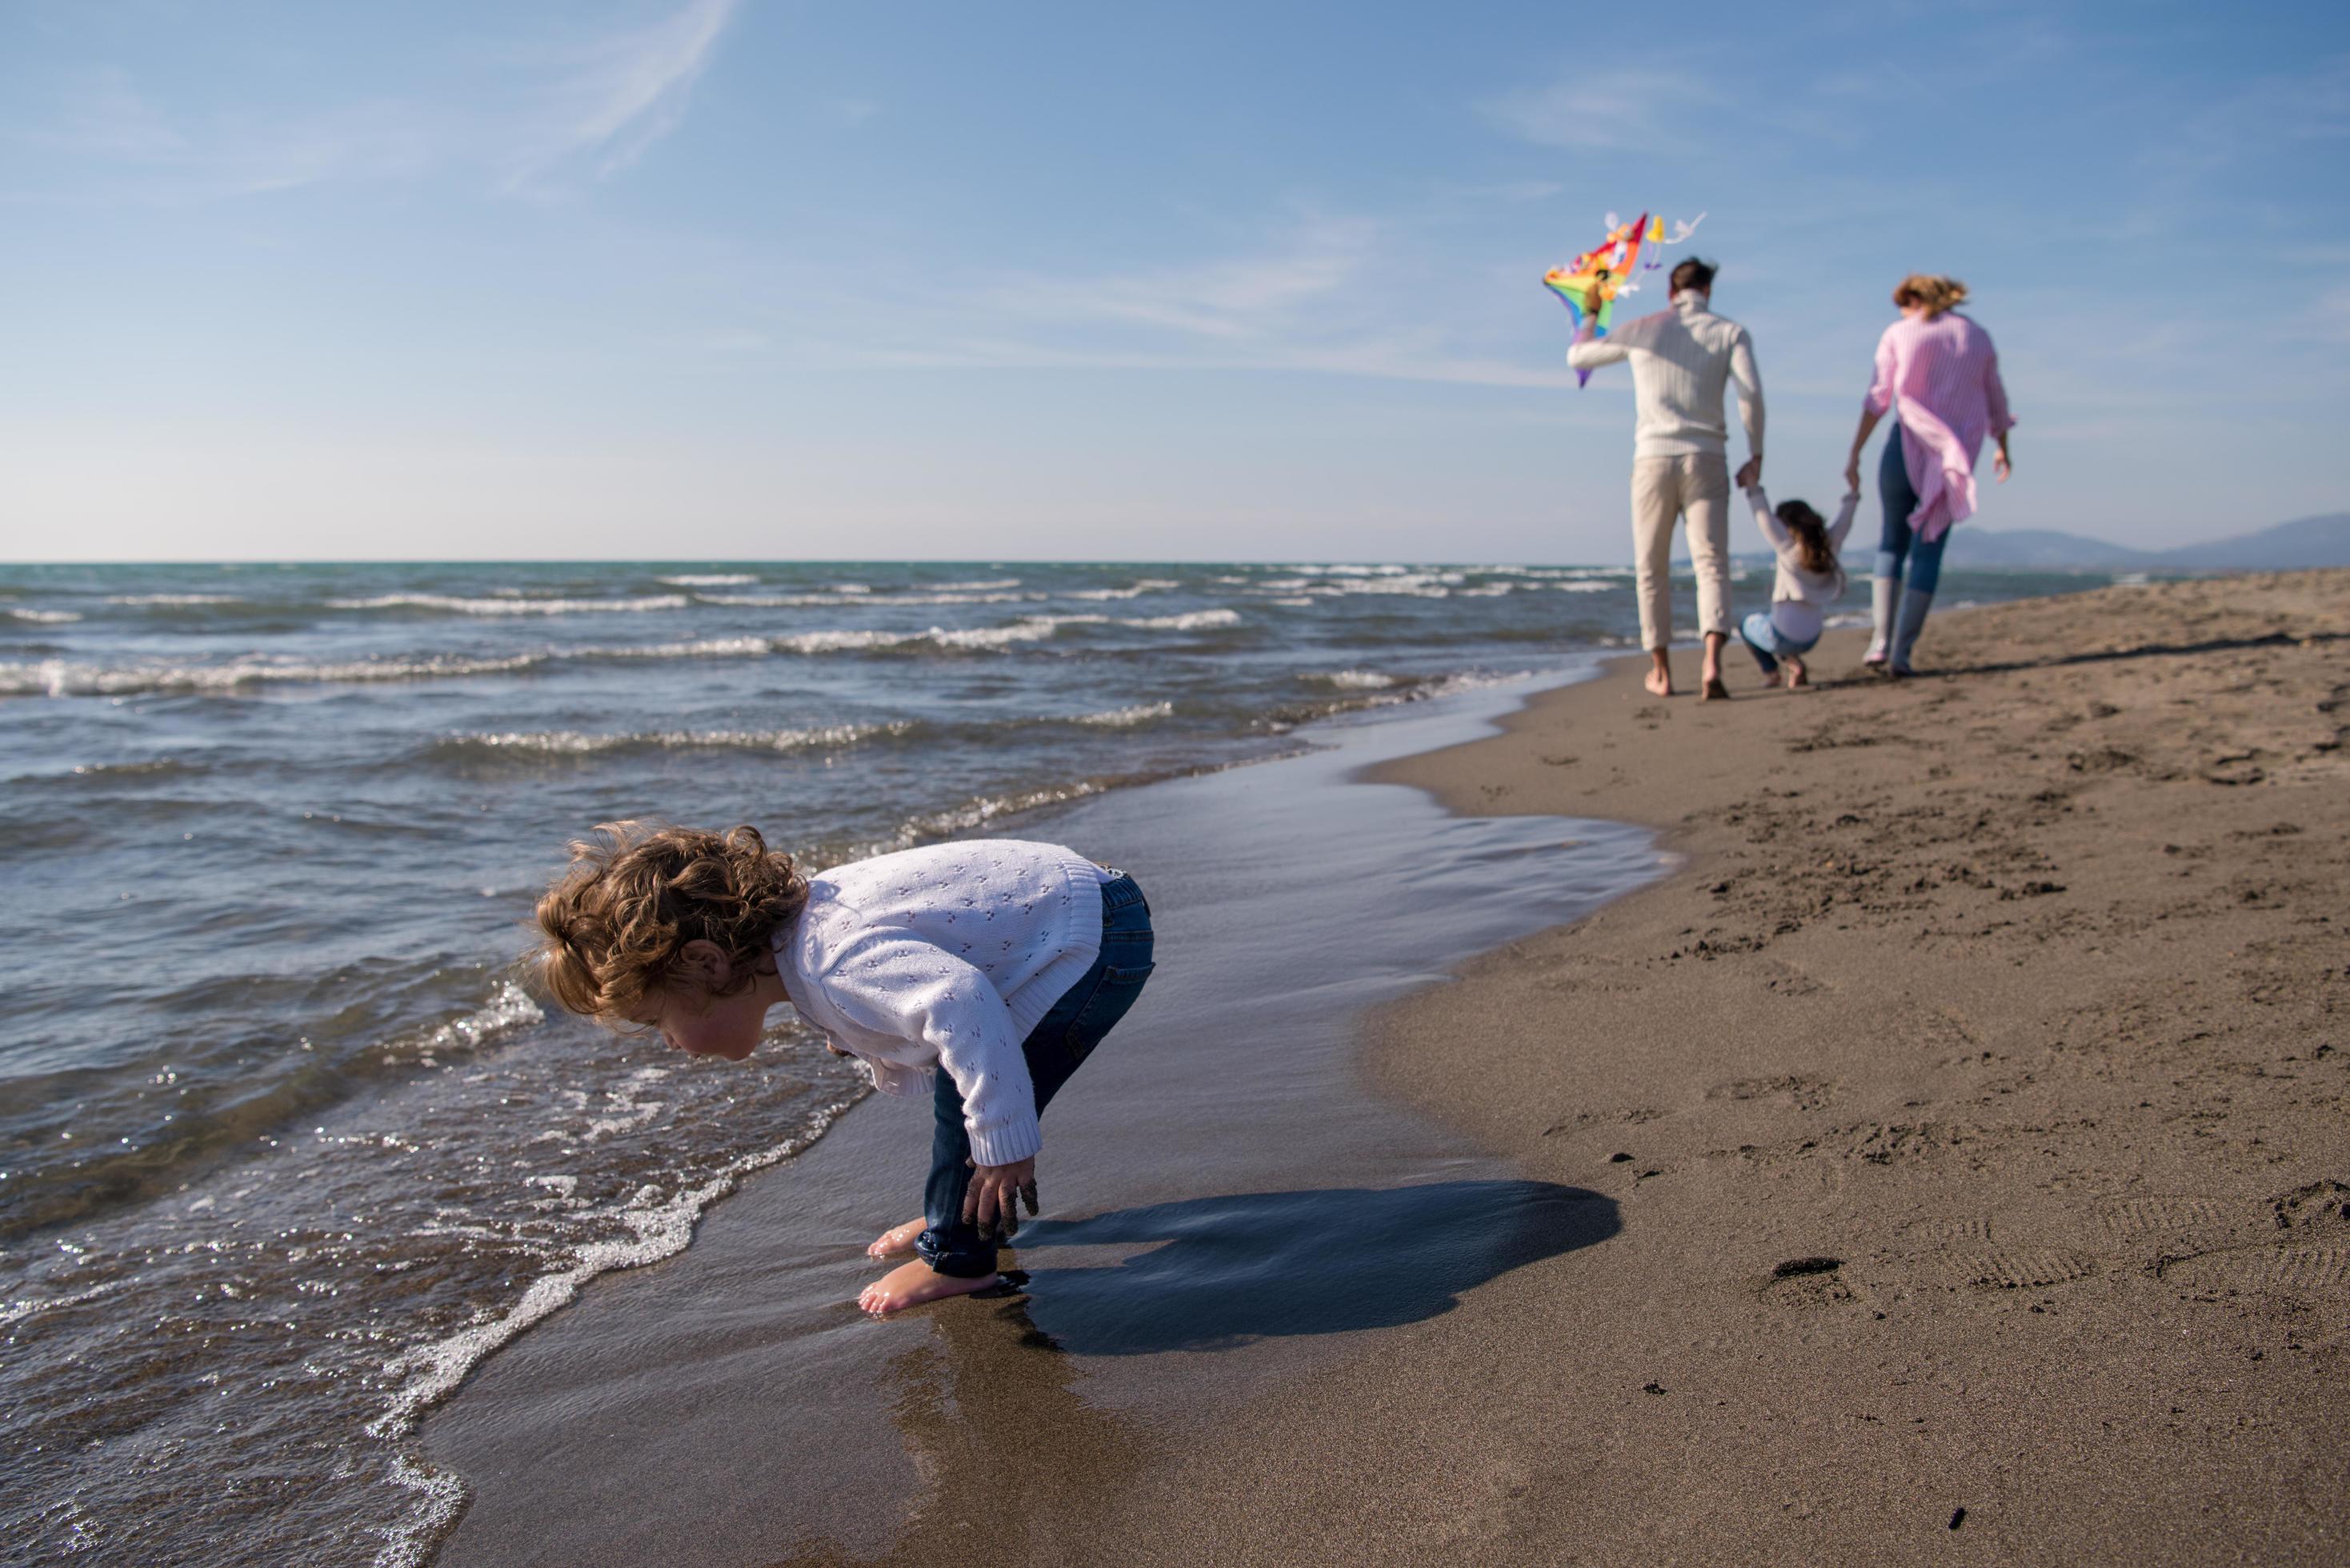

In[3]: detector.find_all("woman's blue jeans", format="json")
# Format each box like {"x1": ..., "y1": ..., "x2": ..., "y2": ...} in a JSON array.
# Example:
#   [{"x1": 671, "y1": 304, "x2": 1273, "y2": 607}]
[
  {"x1": 1876, "y1": 428, "x2": 1945, "y2": 596},
  {"x1": 916, "y1": 873, "x2": 1155, "y2": 1278}
]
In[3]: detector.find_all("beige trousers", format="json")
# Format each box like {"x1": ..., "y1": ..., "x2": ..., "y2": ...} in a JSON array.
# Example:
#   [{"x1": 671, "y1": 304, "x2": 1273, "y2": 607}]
[{"x1": 1631, "y1": 453, "x2": 1732, "y2": 651}]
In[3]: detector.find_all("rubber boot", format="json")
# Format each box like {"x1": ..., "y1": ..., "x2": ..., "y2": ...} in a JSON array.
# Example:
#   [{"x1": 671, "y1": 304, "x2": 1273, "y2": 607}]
[
  {"x1": 1866, "y1": 573, "x2": 1900, "y2": 666},
  {"x1": 1889, "y1": 586, "x2": 1935, "y2": 674}
]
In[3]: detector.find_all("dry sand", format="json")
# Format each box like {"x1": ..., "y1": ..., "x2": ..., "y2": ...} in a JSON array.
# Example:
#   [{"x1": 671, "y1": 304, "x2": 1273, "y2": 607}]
[{"x1": 1051, "y1": 571, "x2": 2349, "y2": 1565}]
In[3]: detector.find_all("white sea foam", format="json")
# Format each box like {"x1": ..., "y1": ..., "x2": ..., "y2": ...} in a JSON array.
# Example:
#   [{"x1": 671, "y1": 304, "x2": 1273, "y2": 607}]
[
  {"x1": 877, "y1": 782, "x2": 1107, "y2": 851},
  {"x1": 414, "y1": 982, "x2": 543, "y2": 1058},
  {"x1": 1075, "y1": 700, "x2": 1175, "y2": 727},
  {"x1": 697, "y1": 590, "x2": 1028, "y2": 608},
  {"x1": 1067, "y1": 578, "x2": 1180, "y2": 600},
  {"x1": 582, "y1": 1066, "x2": 669, "y2": 1142},
  {"x1": 6, "y1": 650, "x2": 551, "y2": 697},
  {"x1": 326, "y1": 594, "x2": 690, "y2": 616},
  {"x1": 1310, "y1": 669, "x2": 1399, "y2": 690},
  {"x1": 933, "y1": 578, "x2": 1022, "y2": 590},
  {"x1": 106, "y1": 592, "x2": 244, "y2": 605},
  {"x1": 0, "y1": 1278, "x2": 125, "y2": 1330},
  {"x1": 1555, "y1": 580, "x2": 1618, "y2": 594},
  {"x1": 6, "y1": 608, "x2": 83, "y2": 623},
  {"x1": 655, "y1": 574, "x2": 758, "y2": 586},
  {"x1": 1120, "y1": 609, "x2": 1239, "y2": 631},
  {"x1": 606, "y1": 636, "x2": 772, "y2": 662},
  {"x1": 442, "y1": 722, "x2": 909, "y2": 757}
]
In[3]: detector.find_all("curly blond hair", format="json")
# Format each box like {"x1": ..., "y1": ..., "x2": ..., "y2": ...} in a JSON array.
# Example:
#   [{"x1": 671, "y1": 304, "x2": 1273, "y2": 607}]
[
  {"x1": 533, "y1": 822, "x2": 808, "y2": 1021},
  {"x1": 1893, "y1": 274, "x2": 1968, "y2": 317}
]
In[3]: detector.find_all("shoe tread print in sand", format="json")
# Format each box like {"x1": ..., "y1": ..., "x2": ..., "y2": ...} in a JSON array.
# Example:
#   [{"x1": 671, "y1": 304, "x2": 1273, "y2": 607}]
[{"x1": 2154, "y1": 1180, "x2": 2350, "y2": 1298}]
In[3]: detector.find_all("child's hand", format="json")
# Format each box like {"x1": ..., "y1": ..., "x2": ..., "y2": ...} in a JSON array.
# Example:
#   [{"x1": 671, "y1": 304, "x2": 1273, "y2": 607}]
[{"x1": 963, "y1": 1156, "x2": 1039, "y2": 1240}]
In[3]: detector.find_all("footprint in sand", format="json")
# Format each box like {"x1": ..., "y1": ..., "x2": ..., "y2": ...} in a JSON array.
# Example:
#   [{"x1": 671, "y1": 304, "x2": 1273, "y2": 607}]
[
  {"x1": 1903, "y1": 1216, "x2": 1992, "y2": 1246},
  {"x1": 2151, "y1": 1180, "x2": 2350, "y2": 1297},
  {"x1": 1953, "y1": 1248, "x2": 2096, "y2": 1290},
  {"x1": 1707, "y1": 1074, "x2": 1839, "y2": 1111},
  {"x1": 2160, "y1": 1246, "x2": 2350, "y2": 1294},
  {"x1": 2097, "y1": 1197, "x2": 2232, "y2": 1238}
]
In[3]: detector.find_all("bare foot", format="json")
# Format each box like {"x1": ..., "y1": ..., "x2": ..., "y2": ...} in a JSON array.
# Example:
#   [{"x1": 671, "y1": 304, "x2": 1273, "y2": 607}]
[
  {"x1": 859, "y1": 1258, "x2": 999, "y2": 1315},
  {"x1": 1700, "y1": 677, "x2": 1730, "y2": 701},
  {"x1": 867, "y1": 1217, "x2": 927, "y2": 1259},
  {"x1": 1643, "y1": 666, "x2": 1673, "y2": 698},
  {"x1": 1784, "y1": 658, "x2": 1808, "y2": 690}
]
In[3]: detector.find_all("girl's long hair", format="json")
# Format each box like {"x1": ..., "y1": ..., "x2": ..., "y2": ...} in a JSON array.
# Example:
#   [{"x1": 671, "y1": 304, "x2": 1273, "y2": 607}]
[{"x1": 1776, "y1": 499, "x2": 1844, "y2": 589}]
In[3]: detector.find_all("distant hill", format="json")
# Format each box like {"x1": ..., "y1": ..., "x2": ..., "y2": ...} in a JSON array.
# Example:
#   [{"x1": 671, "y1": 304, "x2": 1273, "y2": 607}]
[
  {"x1": 1948, "y1": 512, "x2": 2350, "y2": 572},
  {"x1": 1718, "y1": 512, "x2": 2350, "y2": 572}
]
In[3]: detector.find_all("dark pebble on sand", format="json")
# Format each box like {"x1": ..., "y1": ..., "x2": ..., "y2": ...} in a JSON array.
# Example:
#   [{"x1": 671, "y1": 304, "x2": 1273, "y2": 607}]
[
  {"x1": 1610, "y1": 1152, "x2": 1632, "y2": 1162},
  {"x1": 1643, "y1": 1382, "x2": 1667, "y2": 1395},
  {"x1": 1773, "y1": 1256, "x2": 1844, "y2": 1278},
  {"x1": 1949, "y1": 1507, "x2": 1967, "y2": 1530}
]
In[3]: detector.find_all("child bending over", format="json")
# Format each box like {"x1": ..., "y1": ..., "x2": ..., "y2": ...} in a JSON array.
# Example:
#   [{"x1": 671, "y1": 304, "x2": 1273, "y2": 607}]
[
  {"x1": 534, "y1": 823, "x2": 1155, "y2": 1314},
  {"x1": 1738, "y1": 486, "x2": 1859, "y2": 689}
]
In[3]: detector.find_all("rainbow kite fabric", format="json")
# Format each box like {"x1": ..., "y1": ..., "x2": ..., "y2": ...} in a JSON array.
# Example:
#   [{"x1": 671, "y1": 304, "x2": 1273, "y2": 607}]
[{"x1": 1543, "y1": 210, "x2": 1706, "y2": 385}]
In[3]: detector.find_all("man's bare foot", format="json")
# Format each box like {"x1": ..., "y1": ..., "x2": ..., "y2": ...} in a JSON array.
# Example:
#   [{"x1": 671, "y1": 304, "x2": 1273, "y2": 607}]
[
  {"x1": 859, "y1": 1258, "x2": 998, "y2": 1315},
  {"x1": 1700, "y1": 677, "x2": 1730, "y2": 701},
  {"x1": 1643, "y1": 666, "x2": 1673, "y2": 698},
  {"x1": 1784, "y1": 658, "x2": 1809, "y2": 689},
  {"x1": 867, "y1": 1217, "x2": 927, "y2": 1259}
]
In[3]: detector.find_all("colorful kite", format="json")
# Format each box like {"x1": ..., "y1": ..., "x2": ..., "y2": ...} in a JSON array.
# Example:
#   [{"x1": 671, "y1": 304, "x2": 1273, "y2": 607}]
[{"x1": 1543, "y1": 210, "x2": 1707, "y2": 384}]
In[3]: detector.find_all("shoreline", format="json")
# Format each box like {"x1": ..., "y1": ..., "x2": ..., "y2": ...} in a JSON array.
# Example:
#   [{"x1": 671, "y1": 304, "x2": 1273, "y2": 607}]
[{"x1": 1059, "y1": 570, "x2": 2350, "y2": 1563}]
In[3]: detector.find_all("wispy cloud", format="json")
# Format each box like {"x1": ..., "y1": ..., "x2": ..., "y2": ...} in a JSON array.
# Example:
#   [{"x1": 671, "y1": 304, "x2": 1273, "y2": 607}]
[
  {"x1": 1479, "y1": 67, "x2": 1720, "y2": 152},
  {"x1": 987, "y1": 218, "x2": 1374, "y2": 341},
  {"x1": 498, "y1": 0, "x2": 739, "y2": 189},
  {"x1": 11, "y1": 0, "x2": 741, "y2": 202}
]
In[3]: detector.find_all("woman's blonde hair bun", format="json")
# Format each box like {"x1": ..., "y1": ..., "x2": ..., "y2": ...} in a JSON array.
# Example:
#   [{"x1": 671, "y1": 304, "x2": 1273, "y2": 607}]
[{"x1": 1893, "y1": 274, "x2": 1969, "y2": 316}]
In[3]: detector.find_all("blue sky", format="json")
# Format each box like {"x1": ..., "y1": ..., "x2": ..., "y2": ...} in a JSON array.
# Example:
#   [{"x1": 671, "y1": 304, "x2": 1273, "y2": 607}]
[{"x1": 2, "y1": 0, "x2": 2345, "y2": 562}]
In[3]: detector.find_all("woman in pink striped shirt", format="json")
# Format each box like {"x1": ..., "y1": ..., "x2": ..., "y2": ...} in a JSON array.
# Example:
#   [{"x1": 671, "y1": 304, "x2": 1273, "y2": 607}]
[{"x1": 1842, "y1": 275, "x2": 2016, "y2": 674}]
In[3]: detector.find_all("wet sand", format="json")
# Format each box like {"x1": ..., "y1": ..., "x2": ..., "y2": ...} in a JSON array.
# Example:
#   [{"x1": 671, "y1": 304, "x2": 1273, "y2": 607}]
[{"x1": 426, "y1": 573, "x2": 2349, "y2": 1566}]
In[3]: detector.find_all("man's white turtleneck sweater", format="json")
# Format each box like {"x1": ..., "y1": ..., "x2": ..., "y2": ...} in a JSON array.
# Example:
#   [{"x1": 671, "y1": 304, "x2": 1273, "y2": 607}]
[{"x1": 1567, "y1": 290, "x2": 1765, "y2": 463}]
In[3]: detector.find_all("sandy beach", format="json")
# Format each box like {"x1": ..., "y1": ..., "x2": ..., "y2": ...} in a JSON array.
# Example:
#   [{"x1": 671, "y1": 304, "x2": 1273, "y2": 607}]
[
  {"x1": 1066, "y1": 570, "x2": 2350, "y2": 1564},
  {"x1": 422, "y1": 571, "x2": 2348, "y2": 1566}
]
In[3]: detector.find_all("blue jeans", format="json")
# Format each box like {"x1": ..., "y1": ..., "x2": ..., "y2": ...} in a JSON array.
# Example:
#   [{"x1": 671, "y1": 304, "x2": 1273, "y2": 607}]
[
  {"x1": 917, "y1": 872, "x2": 1155, "y2": 1278},
  {"x1": 1875, "y1": 426, "x2": 1946, "y2": 597},
  {"x1": 1736, "y1": 610, "x2": 1818, "y2": 675}
]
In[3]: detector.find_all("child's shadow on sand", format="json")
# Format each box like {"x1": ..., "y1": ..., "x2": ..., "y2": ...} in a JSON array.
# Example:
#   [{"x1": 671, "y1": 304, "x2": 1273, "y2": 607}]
[{"x1": 1007, "y1": 1179, "x2": 1617, "y2": 1355}]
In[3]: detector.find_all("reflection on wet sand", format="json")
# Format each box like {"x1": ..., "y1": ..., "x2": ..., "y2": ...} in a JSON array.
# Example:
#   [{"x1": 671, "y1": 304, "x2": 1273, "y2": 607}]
[{"x1": 793, "y1": 1182, "x2": 1617, "y2": 1566}]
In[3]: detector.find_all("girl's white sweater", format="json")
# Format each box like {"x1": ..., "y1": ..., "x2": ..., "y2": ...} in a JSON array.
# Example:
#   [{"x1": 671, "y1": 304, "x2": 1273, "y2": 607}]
[
  {"x1": 1744, "y1": 486, "x2": 1859, "y2": 642},
  {"x1": 774, "y1": 839, "x2": 1107, "y2": 1166}
]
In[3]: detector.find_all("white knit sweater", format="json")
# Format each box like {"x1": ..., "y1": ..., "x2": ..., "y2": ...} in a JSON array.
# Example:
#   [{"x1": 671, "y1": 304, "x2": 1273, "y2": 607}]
[
  {"x1": 1567, "y1": 290, "x2": 1765, "y2": 461},
  {"x1": 774, "y1": 840, "x2": 1106, "y2": 1166}
]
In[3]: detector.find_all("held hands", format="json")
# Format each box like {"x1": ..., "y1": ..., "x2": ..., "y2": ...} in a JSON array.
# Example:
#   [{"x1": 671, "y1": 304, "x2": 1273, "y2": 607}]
[
  {"x1": 963, "y1": 1155, "x2": 1040, "y2": 1241},
  {"x1": 1735, "y1": 456, "x2": 1761, "y2": 490},
  {"x1": 1844, "y1": 453, "x2": 1864, "y2": 493}
]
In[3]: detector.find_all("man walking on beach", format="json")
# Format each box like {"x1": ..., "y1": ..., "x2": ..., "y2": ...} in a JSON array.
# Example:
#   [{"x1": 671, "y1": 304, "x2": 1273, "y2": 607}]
[{"x1": 1568, "y1": 258, "x2": 1765, "y2": 699}]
